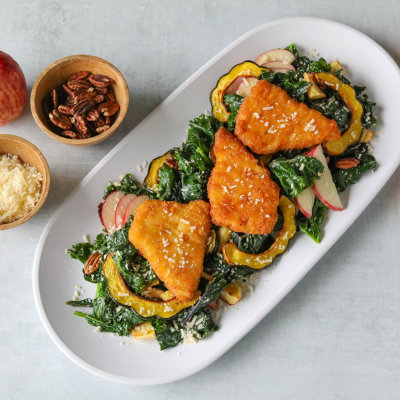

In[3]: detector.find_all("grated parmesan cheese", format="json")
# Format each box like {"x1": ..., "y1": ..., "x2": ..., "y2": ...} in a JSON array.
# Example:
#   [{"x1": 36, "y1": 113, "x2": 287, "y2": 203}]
[{"x1": 0, "y1": 154, "x2": 43, "y2": 224}]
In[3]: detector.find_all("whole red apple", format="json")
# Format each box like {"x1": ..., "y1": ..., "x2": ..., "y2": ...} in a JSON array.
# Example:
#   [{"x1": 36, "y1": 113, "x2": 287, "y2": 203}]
[{"x1": 0, "y1": 51, "x2": 27, "y2": 127}]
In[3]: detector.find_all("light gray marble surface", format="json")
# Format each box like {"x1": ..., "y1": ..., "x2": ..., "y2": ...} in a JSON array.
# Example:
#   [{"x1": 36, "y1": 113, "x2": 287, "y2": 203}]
[{"x1": 1, "y1": 1, "x2": 400, "y2": 398}]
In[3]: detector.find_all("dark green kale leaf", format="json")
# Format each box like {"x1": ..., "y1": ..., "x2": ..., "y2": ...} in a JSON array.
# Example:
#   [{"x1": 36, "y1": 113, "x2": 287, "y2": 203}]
[
  {"x1": 297, "y1": 197, "x2": 328, "y2": 243},
  {"x1": 180, "y1": 171, "x2": 207, "y2": 202},
  {"x1": 157, "y1": 164, "x2": 179, "y2": 201},
  {"x1": 103, "y1": 173, "x2": 153, "y2": 200},
  {"x1": 66, "y1": 298, "x2": 93, "y2": 307},
  {"x1": 330, "y1": 144, "x2": 377, "y2": 192},
  {"x1": 224, "y1": 94, "x2": 245, "y2": 132},
  {"x1": 285, "y1": 43, "x2": 299, "y2": 59},
  {"x1": 258, "y1": 70, "x2": 311, "y2": 103},
  {"x1": 268, "y1": 155, "x2": 324, "y2": 197},
  {"x1": 230, "y1": 232, "x2": 274, "y2": 254},
  {"x1": 154, "y1": 307, "x2": 218, "y2": 351},
  {"x1": 67, "y1": 242, "x2": 94, "y2": 264}
]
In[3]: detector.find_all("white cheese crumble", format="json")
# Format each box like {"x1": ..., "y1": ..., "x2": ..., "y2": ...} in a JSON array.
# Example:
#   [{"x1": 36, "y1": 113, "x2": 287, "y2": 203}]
[{"x1": 0, "y1": 154, "x2": 43, "y2": 224}]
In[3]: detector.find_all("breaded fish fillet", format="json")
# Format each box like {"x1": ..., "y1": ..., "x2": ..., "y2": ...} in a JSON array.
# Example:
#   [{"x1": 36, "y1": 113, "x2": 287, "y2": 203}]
[
  {"x1": 129, "y1": 200, "x2": 212, "y2": 301},
  {"x1": 208, "y1": 127, "x2": 280, "y2": 234},
  {"x1": 235, "y1": 80, "x2": 341, "y2": 154}
]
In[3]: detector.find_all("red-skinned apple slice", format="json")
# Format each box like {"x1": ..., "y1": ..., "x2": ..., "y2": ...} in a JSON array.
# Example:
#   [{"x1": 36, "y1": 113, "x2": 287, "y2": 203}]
[
  {"x1": 294, "y1": 187, "x2": 315, "y2": 218},
  {"x1": 236, "y1": 77, "x2": 258, "y2": 97},
  {"x1": 102, "y1": 190, "x2": 125, "y2": 234},
  {"x1": 115, "y1": 194, "x2": 137, "y2": 229},
  {"x1": 307, "y1": 145, "x2": 343, "y2": 211},
  {"x1": 263, "y1": 61, "x2": 296, "y2": 71},
  {"x1": 123, "y1": 195, "x2": 150, "y2": 225},
  {"x1": 255, "y1": 49, "x2": 296, "y2": 66},
  {"x1": 226, "y1": 77, "x2": 245, "y2": 95}
]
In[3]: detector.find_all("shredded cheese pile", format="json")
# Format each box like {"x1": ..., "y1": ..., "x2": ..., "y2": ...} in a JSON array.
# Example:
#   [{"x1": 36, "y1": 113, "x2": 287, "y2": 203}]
[{"x1": 0, "y1": 154, "x2": 43, "y2": 224}]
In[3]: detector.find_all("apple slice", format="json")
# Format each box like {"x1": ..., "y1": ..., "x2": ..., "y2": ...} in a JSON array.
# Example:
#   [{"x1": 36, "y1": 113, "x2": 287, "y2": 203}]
[
  {"x1": 307, "y1": 145, "x2": 343, "y2": 211},
  {"x1": 263, "y1": 61, "x2": 296, "y2": 71},
  {"x1": 102, "y1": 191, "x2": 125, "y2": 234},
  {"x1": 226, "y1": 77, "x2": 245, "y2": 95},
  {"x1": 267, "y1": 67, "x2": 292, "y2": 73},
  {"x1": 115, "y1": 194, "x2": 137, "y2": 230},
  {"x1": 236, "y1": 77, "x2": 258, "y2": 97},
  {"x1": 294, "y1": 186, "x2": 315, "y2": 218},
  {"x1": 123, "y1": 195, "x2": 150, "y2": 225},
  {"x1": 255, "y1": 49, "x2": 296, "y2": 66}
]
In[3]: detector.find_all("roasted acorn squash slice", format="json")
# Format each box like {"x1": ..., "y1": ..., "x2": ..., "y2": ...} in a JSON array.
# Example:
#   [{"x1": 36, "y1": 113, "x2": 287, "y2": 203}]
[
  {"x1": 144, "y1": 151, "x2": 170, "y2": 192},
  {"x1": 210, "y1": 61, "x2": 269, "y2": 122},
  {"x1": 103, "y1": 255, "x2": 200, "y2": 319},
  {"x1": 222, "y1": 196, "x2": 296, "y2": 270},
  {"x1": 316, "y1": 72, "x2": 363, "y2": 156},
  {"x1": 206, "y1": 229, "x2": 218, "y2": 254},
  {"x1": 217, "y1": 226, "x2": 232, "y2": 253}
]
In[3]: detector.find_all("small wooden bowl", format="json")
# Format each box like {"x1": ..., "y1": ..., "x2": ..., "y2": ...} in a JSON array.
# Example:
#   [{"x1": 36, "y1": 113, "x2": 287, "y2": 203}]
[
  {"x1": 0, "y1": 134, "x2": 50, "y2": 230},
  {"x1": 30, "y1": 55, "x2": 129, "y2": 146}
]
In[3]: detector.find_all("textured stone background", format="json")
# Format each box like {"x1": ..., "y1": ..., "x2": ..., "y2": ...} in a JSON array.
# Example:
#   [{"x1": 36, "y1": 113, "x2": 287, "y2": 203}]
[{"x1": 1, "y1": 0, "x2": 399, "y2": 398}]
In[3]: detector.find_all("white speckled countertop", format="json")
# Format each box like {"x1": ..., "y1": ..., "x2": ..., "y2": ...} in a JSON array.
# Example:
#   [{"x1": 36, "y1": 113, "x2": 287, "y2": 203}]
[{"x1": 1, "y1": 0, "x2": 400, "y2": 398}]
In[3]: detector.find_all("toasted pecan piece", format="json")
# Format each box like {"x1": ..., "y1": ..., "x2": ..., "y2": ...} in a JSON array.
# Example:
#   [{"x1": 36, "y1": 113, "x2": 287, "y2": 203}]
[
  {"x1": 334, "y1": 157, "x2": 360, "y2": 169},
  {"x1": 84, "y1": 252, "x2": 102, "y2": 274}
]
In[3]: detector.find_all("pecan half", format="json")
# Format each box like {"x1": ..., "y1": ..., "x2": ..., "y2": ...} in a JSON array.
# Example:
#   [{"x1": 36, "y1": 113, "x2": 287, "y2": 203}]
[
  {"x1": 84, "y1": 252, "x2": 102, "y2": 274},
  {"x1": 63, "y1": 84, "x2": 75, "y2": 96},
  {"x1": 86, "y1": 109, "x2": 100, "y2": 121},
  {"x1": 73, "y1": 91, "x2": 97, "y2": 104},
  {"x1": 93, "y1": 86, "x2": 107, "y2": 94},
  {"x1": 51, "y1": 89, "x2": 58, "y2": 109},
  {"x1": 96, "y1": 125, "x2": 110, "y2": 134},
  {"x1": 72, "y1": 99, "x2": 95, "y2": 116},
  {"x1": 95, "y1": 116, "x2": 106, "y2": 127},
  {"x1": 61, "y1": 130, "x2": 82, "y2": 139},
  {"x1": 68, "y1": 71, "x2": 91, "y2": 82},
  {"x1": 93, "y1": 94, "x2": 104, "y2": 104},
  {"x1": 334, "y1": 157, "x2": 360, "y2": 169},
  {"x1": 74, "y1": 115, "x2": 89, "y2": 136},
  {"x1": 49, "y1": 110, "x2": 72, "y2": 130},
  {"x1": 105, "y1": 116, "x2": 111, "y2": 124},
  {"x1": 58, "y1": 105, "x2": 73, "y2": 115},
  {"x1": 165, "y1": 154, "x2": 179, "y2": 170},
  {"x1": 65, "y1": 95, "x2": 75, "y2": 106},
  {"x1": 68, "y1": 79, "x2": 91, "y2": 90},
  {"x1": 106, "y1": 88, "x2": 116, "y2": 101},
  {"x1": 89, "y1": 74, "x2": 115, "y2": 87},
  {"x1": 103, "y1": 102, "x2": 120, "y2": 117}
]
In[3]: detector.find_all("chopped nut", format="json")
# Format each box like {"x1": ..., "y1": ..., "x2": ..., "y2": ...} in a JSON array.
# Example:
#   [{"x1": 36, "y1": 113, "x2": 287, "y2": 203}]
[{"x1": 334, "y1": 157, "x2": 360, "y2": 169}]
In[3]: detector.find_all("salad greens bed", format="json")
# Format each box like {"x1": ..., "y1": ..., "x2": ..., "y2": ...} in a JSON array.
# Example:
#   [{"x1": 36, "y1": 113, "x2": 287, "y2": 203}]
[{"x1": 67, "y1": 44, "x2": 377, "y2": 350}]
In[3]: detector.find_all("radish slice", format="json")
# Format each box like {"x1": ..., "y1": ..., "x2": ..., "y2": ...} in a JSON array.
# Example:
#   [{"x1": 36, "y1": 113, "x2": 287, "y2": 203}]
[
  {"x1": 263, "y1": 61, "x2": 296, "y2": 71},
  {"x1": 123, "y1": 195, "x2": 150, "y2": 225},
  {"x1": 255, "y1": 49, "x2": 296, "y2": 66},
  {"x1": 102, "y1": 191, "x2": 125, "y2": 234},
  {"x1": 294, "y1": 186, "x2": 315, "y2": 218},
  {"x1": 236, "y1": 77, "x2": 258, "y2": 98},
  {"x1": 307, "y1": 145, "x2": 343, "y2": 211},
  {"x1": 226, "y1": 77, "x2": 245, "y2": 95},
  {"x1": 115, "y1": 194, "x2": 137, "y2": 229}
]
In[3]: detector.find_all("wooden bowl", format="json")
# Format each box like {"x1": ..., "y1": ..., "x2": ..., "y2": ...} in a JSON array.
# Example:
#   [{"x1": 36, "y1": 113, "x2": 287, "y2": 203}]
[
  {"x1": 30, "y1": 55, "x2": 129, "y2": 146},
  {"x1": 0, "y1": 134, "x2": 50, "y2": 230}
]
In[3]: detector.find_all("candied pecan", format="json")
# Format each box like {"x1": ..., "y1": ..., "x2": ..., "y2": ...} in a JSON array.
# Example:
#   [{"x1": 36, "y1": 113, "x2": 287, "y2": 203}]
[
  {"x1": 165, "y1": 154, "x2": 179, "y2": 170},
  {"x1": 86, "y1": 109, "x2": 99, "y2": 121},
  {"x1": 58, "y1": 105, "x2": 73, "y2": 115},
  {"x1": 72, "y1": 99, "x2": 95, "y2": 116},
  {"x1": 89, "y1": 74, "x2": 115, "y2": 87},
  {"x1": 63, "y1": 84, "x2": 75, "y2": 96},
  {"x1": 68, "y1": 79, "x2": 91, "y2": 90},
  {"x1": 106, "y1": 88, "x2": 116, "y2": 101},
  {"x1": 68, "y1": 71, "x2": 91, "y2": 82},
  {"x1": 93, "y1": 94, "x2": 104, "y2": 104},
  {"x1": 334, "y1": 157, "x2": 360, "y2": 169},
  {"x1": 49, "y1": 110, "x2": 72, "y2": 130},
  {"x1": 96, "y1": 125, "x2": 110, "y2": 134},
  {"x1": 61, "y1": 130, "x2": 82, "y2": 139},
  {"x1": 74, "y1": 115, "x2": 89, "y2": 136},
  {"x1": 84, "y1": 252, "x2": 102, "y2": 274},
  {"x1": 51, "y1": 89, "x2": 58, "y2": 109}
]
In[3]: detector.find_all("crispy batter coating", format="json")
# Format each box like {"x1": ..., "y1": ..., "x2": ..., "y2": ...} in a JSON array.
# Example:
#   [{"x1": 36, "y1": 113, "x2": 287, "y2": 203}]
[
  {"x1": 129, "y1": 200, "x2": 212, "y2": 301},
  {"x1": 207, "y1": 127, "x2": 280, "y2": 234},
  {"x1": 235, "y1": 80, "x2": 341, "y2": 154}
]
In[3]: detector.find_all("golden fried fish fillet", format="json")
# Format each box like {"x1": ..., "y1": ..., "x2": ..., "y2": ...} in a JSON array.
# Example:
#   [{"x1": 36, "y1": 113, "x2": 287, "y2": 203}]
[
  {"x1": 129, "y1": 200, "x2": 212, "y2": 302},
  {"x1": 235, "y1": 80, "x2": 341, "y2": 154},
  {"x1": 208, "y1": 127, "x2": 280, "y2": 234}
]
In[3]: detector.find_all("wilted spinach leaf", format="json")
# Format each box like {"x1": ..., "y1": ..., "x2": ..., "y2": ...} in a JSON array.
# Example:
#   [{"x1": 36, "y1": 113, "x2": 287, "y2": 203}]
[
  {"x1": 67, "y1": 242, "x2": 93, "y2": 264},
  {"x1": 297, "y1": 197, "x2": 328, "y2": 243},
  {"x1": 66, "y1": 298, "x2": 93, "y2": 307},
  {"x1": 157, "y1": 164, "x2": 178, "y2": 201},
  {"x1": 230, "y1": 232, "x2": 273, "y2": 254},
  {"x1": 103, "y1": 173, "x2": 153, "y2": 200},
  {"x1": 224, "y1": 94, "x2": 245, "y2": 131},
  {"x1": 268, "y1": 155, "x2": 324, "y2": 197}
]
